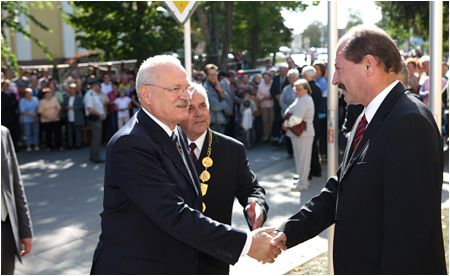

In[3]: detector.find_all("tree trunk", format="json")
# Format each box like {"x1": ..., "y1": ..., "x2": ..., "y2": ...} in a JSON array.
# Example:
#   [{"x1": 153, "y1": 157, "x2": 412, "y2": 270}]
[
  {"x1": 219, "y1": 1, "x2": 233, "y2": 71},
  {"x1": 196, "y1": 7, "x2": 209, "y2": 49},
  {"x1": 250, "y1": 25, "x2": 259, "y2": 69}
]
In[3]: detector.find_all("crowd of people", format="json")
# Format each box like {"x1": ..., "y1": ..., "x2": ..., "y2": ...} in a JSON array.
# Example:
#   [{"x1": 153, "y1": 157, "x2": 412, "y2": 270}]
[{"x1": 1, "y1": 66, "x2": 140, "y2": 163}]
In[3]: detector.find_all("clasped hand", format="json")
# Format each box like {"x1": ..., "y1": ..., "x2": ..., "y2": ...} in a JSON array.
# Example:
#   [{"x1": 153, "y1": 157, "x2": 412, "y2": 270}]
[{"x1": 247, "y1": 227, "x2": 287, "y2": 264}]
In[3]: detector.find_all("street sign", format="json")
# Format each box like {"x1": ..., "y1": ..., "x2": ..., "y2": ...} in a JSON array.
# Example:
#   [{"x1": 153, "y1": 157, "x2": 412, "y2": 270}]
[{"x1": 164, "y1": 1, "x2": 198, "y2": 25}]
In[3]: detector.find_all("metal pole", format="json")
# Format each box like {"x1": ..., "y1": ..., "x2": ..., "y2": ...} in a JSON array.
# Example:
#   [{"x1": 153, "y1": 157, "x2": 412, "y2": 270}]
[
  {"x1": 430, "y1": 1, "x2": 443, "y2": 131},
  {"x1": 184, "y1": 18, "x2": 192, "y2": 81},
  {"x1": 327, "y1": 1, "x2": 338, "y2": 275}
]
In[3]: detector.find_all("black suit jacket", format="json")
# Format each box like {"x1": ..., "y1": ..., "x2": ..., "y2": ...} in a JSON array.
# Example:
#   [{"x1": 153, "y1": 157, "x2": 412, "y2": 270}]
[
  {"x1": 193, "y1": 129, "x2": 268, "y2": 274},
  {"x1": 270, "y1": 74, "x2": 290, "y2": 114},
  {"x1": 91, "y1": 110, "x2": 247, "y2": 275},
  {"x1": 276, "y1": 82, "x2": 446, "y2": 274}
]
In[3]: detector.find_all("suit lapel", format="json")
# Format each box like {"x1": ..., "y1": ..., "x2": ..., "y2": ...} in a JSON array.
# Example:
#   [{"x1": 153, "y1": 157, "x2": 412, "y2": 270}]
[
  {"x1": 341, "y1": 82, "x2": 406, "y2": 179},
  {"x1": 137, "y1": 111, "x2": 199, "y2": 195}
]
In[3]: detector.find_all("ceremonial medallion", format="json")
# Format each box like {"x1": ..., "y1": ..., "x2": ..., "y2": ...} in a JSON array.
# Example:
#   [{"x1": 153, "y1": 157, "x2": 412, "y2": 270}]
[
  {"x1": 199, "y1": 170, "x2": 210, "y2": 182},
  {"x1": 202, "y1": 156, "x2": 213, "y2": 168}
]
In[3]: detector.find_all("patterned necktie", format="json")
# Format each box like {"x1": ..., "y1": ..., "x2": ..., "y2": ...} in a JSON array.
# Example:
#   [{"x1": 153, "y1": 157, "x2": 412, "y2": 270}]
[
  {"x1": 189, "y1": 143, "x2": 197, "y2": 165},
  {"x1": 352, "y1": 114, "x2": 368, "y2": 154},
  {"x1": 171, "y1": 131, "x2": 183, "y2": 156},
  {"x1": 1, "y1": 190, "x2": 8, "y2": 222}
]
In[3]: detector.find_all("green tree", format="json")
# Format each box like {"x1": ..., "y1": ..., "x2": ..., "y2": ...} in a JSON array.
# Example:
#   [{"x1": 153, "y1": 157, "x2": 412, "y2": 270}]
[
  {"x1": 193, "y1": 1, "x2": 315, "y2": 69},
  {"x1": 375, "y1": 1, "x2": 449, "y2": 56},
  {"x1": 344, "y1": 9, "x2": 363, "y2": 33},
  {"x1": 302, "y1": 21, "x2": 326, "y2": 48},
  {"x1": 64, "y1": 1, "x2": 184, "y2": 68},
  {"x1": 1, "y1": 1, "x2": 54, "y2": 75}
]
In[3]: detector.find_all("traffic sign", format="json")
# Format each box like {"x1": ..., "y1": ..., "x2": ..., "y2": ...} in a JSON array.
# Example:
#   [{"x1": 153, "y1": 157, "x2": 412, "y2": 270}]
[{"x1": 164, "y1": 1, "x2": 198, "y2": 25}]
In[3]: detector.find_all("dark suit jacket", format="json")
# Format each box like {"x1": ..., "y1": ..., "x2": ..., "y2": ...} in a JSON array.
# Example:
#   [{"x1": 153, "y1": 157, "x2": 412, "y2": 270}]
[
  {"x1": 276, "y1": 82, "x2": 447, "y2": 274},
  {"x1": 62, "y1": 94, "x2": 85, "y2": 126},
  {"x1": 269, "y1": 74, "x2": 290, "y2": 115},
  {"x1": 90, "y1": 110, "x2": 247, "y2": 275},
  {"x1": 1, "y1": 125, "x2": 33, "y2": 262},
  {"x1": 193, "y1": 129, "x2": 268, "y2": 274}
]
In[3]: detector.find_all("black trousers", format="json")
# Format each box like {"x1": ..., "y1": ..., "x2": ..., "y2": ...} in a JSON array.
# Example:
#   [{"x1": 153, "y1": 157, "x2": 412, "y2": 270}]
[{"x1": 2, "y1": 217, "x2": 16, "y2": 275}]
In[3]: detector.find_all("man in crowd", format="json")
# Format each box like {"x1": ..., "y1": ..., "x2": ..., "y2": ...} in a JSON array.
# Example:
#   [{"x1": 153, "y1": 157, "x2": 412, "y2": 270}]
[
  {"x1": 83, "y1": 77, "x2": 106, "y2": 163},
  {"x1": 179, "y1": 85, "x2": 269, "y2": 274},
  {"x1": 90, "y1": 55, "x2": 283, "y2": 275},
  {"x1": 203, "y1": 64, "x2": 232, "y2": 134},
  {"x1": 270, "y1": 64, "x2": 289, "y2": 145},
  {"x1": 271, "y1": 25, "x2": 446, "y2": 274}
]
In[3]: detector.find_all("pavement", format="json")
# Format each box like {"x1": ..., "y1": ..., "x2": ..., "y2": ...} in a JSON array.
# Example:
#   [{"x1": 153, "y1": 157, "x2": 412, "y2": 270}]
[{"x1": 12, "y1": 141, "x2": 449, "y2": 275}]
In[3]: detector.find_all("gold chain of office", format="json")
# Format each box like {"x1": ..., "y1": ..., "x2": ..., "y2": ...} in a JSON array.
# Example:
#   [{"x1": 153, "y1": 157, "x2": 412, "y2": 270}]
[{"x1": 200, "y1": 129, "x2": 213, "y2": 212}]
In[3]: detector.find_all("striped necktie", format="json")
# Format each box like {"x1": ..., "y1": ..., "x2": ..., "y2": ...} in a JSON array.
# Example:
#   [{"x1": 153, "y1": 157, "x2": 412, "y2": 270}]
[
  {"x1": 171, "y1": 131, "x2": 199, "y2": 195},
  {"x1": 172, "y1": 131, "x2": 183, "y2": 156},
  {"x1": 352, "y1": 114, "x2": 368, "y2": 154}
]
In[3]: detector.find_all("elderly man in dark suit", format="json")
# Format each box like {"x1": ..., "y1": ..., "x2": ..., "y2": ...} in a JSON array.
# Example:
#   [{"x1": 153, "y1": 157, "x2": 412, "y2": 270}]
[
  {"x1": 269, "y1": 64, "x2": 290, "y2": 145},
  {"x1": 1, "y1": 125, "x2": 33, "y2": 274},
  {"x1": 90, "y1": 55, "x2": 283, "y2": 275},
  {"x1": 271, "y1": 25, "x2": 446, "y2": 274},
  {"x1": 179, "y1": 84, "x2": 269, "y2": 274}
]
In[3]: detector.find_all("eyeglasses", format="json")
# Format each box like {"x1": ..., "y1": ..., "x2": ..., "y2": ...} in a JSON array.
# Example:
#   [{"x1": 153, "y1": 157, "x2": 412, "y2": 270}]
[{"x1": 144, "y1": 83, "x2": 196, "y2": 95}]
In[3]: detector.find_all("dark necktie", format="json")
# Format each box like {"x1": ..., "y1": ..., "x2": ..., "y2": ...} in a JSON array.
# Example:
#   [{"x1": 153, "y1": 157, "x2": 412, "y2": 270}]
[
  {"x1": 171, "y1": 131, "x2": 199, "y2": 195},
  {"x1": 189, "y1": 143, "x2": 197, "y2": 165},
  {"x1": 352, "y1": 114, "x2": 368, "y2": 154}
]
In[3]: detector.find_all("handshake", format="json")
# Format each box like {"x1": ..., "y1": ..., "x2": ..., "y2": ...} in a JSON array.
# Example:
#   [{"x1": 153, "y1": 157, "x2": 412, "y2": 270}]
[{"x1": 247, "y1": 227, "x2": 288, "y2": 264}]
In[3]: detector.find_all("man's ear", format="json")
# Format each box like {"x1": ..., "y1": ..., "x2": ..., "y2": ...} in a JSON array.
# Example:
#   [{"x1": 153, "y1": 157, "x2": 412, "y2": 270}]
[
  {"x1": 139, "y1": 85, "x2": 152, "y2": 105},
  {"x1": 363, "y1": 55, "x2": 378, "y2": 77}
]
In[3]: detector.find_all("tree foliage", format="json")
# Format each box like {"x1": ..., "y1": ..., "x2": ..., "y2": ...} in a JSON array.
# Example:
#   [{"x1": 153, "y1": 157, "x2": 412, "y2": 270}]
[
  {"x1": 375, "y1": 1, "x2": 449, "y2": 55},
  {"x1": 1, "y1": 1, "x2": 54, "y2": 75},
  {"x1": 64, "y1": 1, "x2": 184, "y2": 68},
  {"x1": 302, "y1": 21, "x2": 326, "y2": 48},
  {"x1": 192, "y1": 1, "x2": 314, "y2": 68}
]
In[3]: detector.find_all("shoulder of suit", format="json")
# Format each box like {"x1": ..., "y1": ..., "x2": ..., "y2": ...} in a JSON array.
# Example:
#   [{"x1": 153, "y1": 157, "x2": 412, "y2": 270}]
[{"x1": 212, "y1": 130, "x2": 244, "y2": 149}]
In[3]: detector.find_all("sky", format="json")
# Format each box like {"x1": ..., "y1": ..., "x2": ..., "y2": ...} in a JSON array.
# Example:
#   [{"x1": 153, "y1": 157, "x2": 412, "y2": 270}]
[{"x1": 282, "y1": 1, "x2": 383, "y2": 34}]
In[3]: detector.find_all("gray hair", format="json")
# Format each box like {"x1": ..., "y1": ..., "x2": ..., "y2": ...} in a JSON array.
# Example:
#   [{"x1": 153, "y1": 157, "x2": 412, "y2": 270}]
[
  {"x1": 135, "y1": 55, "x2": 183, "y2": 98},
  {"x1": 287, "y1": 68, "x2": 299, "y2": 79},
  {"x1": 301, "y1": 66, "x2": 316, "y2": 80},
  {"x1": 192, "y1": 83, "x2": 209, "y2": 109}
]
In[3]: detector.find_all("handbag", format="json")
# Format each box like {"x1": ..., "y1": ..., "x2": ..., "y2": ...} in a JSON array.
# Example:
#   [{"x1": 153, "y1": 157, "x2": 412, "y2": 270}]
[{"x1": 284, "y1": 112, "x2": 307, "y2": 137}]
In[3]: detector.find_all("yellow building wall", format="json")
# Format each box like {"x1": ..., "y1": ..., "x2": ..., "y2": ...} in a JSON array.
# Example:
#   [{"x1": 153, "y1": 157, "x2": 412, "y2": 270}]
[{"x1": 29, "y1": 2, "x2": 64, "y2": 60}]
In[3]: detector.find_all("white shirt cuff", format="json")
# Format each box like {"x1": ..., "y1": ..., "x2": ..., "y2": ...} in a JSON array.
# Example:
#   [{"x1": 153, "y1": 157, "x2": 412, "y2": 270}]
[{"x1": 240, "y1": 231, "x2": 252, "y2": 257}]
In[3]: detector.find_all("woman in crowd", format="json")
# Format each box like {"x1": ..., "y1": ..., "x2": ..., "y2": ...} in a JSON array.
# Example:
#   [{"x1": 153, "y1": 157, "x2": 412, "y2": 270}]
[
  {"x1": 280, "y1": 68, "x2": 299, "y2": 159},
  {"x1": 38, "y1": 88, "x2": 63, "y2": 151},
  {"x1": 282, "y1": 79, "x2": 315, "y2": 191},
  {"x1": 19, "y1": 88, "x2": 40, "y2": 151},
  {"x1": 256, "y1": 72, "x2": 274, "y2": 143}
]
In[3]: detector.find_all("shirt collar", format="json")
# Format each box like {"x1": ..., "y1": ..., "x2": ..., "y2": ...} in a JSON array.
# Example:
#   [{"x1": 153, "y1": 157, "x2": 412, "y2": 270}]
[
  {"x1": 364, "y1": 80, "x2": 399, "y2": 124},
  {"x1": 187, "y1": 130, "x2": 207, "y2": 154},
  {"x1": 141, "y1": 107, "x2": 176, "y2": 137}
]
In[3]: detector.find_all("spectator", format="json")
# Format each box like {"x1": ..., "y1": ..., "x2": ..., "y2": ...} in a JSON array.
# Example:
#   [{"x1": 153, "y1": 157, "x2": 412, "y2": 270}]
[
  {"x1": 240, "y1": 90, "x2": 257, "y2": 146},
  {"x1": 19, "y1": 88, "x2": 40, "y2": 152},
  {"x1": 83, "y1": 77, "x2": 106, "y2": 163},
  {"x1": 29, "y1": 76, "x2": 40, "y2": 97},
  {"x1": 220, "y1": 71, "x2": 239, "y2": 138},
  {"x1": 405, "y1": 58, "x2": 420, "y2": 94},
  {"x1": 1, "y1": 79, "x2": 20, "y2": 151},
  {"x1": 283, "y1": 79, "x2": 315, "y2": 191},
  {"x1": 237, "y1": 73, "x2": 251, "y2": 98},
  {"x1": 301, "y1": 66, "x2": 322, "y2": 180},
  {"x1": 100, "y1": 74, "x2": 113, "y2": 95},
  {"x1": 269, "y1": 63, "x2": 290, "y2": 146},
  {"x1": 203, "y1": 64, "x2": 231, "y2": 134},
  {"x1": 107, "y1": 82, "x2": 119, "y2": 137},
  {"x1": 313, "y1": 60, "x2": 328, "y2": 163},
  {"x1": 241, "y1": 99, "x2": 253, "y2": 149},
  {"x1": 38, "y1": 88, "x2": 63, "y2": 151},
  {"x1": 62, "y1": 83, "x2": 85, "y2": 149},
  {"x1": 114, "y1": 88, "x2": 132, "y2": 129},
  {"x1": 129, "y1": 78, "x2": 140, "y2": 115},
  {"x1": 280, "y1": 69, "x2": 299, "y2": 159},
  {"x1": 257, "y1": 72, "x2": 274, "y2": 143}
]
